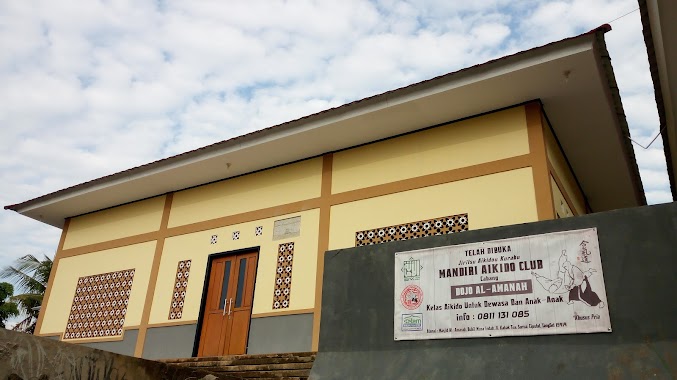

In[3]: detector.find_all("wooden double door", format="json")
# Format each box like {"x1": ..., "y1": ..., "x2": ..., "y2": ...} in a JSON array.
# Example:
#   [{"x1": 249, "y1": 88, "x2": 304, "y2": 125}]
[{"x1": 197, "y1": 250, "x2": 258, "y2": 356}]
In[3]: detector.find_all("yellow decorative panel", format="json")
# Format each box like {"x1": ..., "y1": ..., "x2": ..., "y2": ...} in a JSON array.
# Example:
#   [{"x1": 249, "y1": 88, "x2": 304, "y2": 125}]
[
  {"x1": 39, "y1": 241, "x2": 156, "y2": 337},
  {"x1": 168, "y1": 158, "x2": 323, "y2": 228},
  {"x1": 355, "y1": 213, "x2": 468, "y2": 246},
  {"x1": 272, "y1": 242, "x2": 295, "y2": 309},
  {"x1": 63, "y1": 269, "x2": 135, "y2": 340},
  {"x1": 149, "y1": 209, "x2": 320, "y2": 324},
  {"x1": 168, "y1": 260, "x2": 192, "y2": 320},
  {"x1": 63, "y1": 196, "x2": 165, "y2": 249},
  {"x1": 331, "y1": 106, "x2": 529, "y2": 194},
  {"x1": 328, "y1": 168, "x2": 539, "y2": 250},
  {"x1": 544, "y1": 120, "x2": 586, "y2": 215}
]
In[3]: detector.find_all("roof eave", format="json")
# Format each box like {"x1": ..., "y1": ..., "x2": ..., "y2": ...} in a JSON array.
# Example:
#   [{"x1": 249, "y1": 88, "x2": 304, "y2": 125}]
[
  {"x1": 593, "y1": 28, "x2": 647, "y2": 206},
  {"x1": 637, "y1": 0, "x2": 677, "y2": 201}
]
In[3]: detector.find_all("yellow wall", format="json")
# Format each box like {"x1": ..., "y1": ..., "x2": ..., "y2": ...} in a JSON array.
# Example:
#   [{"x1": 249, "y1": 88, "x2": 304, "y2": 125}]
[
  {"x1": 328, "y1": 168, "x2": 539, "y2": 250},
  {"x1": 41, "y1": 105, "x2": 554, "y2": 344},
  {"x1": 331, "y1": 106, "x2": 529, "y2": 194},
  {"x1": 149, "y1": 209, "x2": 320, "y2": 325},
  {"x1": 40, "y1": 241, "x2": 156, "y2": 337},
  {"x1": 551, "y1": 176, "x2": 574, "y2": 218},
  {"x1": 168, "y1": 158, "x2": 323, "y2": 228},
  {"x1": 543, "y1": 120, "x2": 586, "y2": 215},
  {"x1": 63, "y1": 196, "x2": 165, "y2": 249}
]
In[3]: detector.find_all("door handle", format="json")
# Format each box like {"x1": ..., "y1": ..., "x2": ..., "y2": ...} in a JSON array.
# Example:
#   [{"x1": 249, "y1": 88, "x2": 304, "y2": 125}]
[
  {"x1": 227, "y1": 297, "x2": 233, "y2": 318},
  {"x1": 222, "y1": 297, "x2": 228, "y2": 316}
]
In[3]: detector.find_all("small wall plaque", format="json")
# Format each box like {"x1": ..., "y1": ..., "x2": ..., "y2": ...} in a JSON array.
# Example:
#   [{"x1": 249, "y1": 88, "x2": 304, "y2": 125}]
[{"x1": 273, "y1": 216, "x2": 301, "y2": 240}]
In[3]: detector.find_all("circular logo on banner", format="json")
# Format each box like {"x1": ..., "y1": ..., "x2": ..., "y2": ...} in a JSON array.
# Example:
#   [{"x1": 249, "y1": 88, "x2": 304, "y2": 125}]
[{"x1": 400, "y1": 285, "x2": 423, "y2": 310}]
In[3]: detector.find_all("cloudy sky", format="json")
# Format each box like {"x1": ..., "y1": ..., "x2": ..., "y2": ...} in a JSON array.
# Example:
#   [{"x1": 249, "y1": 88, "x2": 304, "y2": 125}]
[{"x1": 0, "y1": 0, "x2": 670, "y2": 276}]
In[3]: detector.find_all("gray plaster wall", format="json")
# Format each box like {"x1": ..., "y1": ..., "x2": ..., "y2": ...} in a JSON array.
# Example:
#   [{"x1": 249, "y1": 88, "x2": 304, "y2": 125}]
[
  {"x1": 247, "y1": 313, "x2": 313, "y2": 354},
  {"x1": 311, "y1": 202, "x2": 677, "y2": 379},
  {"x1": 81, "y1": 328, "x2": 138, "y2": 356},
  {"x1": 142, "y1": 323, "x2": 197, "y2": 360}
]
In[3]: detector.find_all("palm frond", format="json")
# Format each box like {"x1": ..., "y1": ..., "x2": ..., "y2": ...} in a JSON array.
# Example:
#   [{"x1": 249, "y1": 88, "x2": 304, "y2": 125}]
[
  {"x1": 34, "y1": 255, "x2": 53, "y2": 285},
  {"x1": 12, "y1": 254, "x2": 40, "y2": 270},
  {"x1": 11, "y1": 293, "x2": 43, "y2": 303},
  {"x1": 11, "y1": 293, "x2": 43, "y2": 316},
  {"x1": 11, "y1": 315, "x2": 36, "y2": 333},
  {"x1": 0, "y1": 266, "x2": 44, "y2": 294}
]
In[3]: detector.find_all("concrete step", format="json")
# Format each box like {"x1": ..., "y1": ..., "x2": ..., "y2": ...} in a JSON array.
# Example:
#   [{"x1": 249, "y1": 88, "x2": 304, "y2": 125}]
[
  {"x1": 214, "y1": 369, "x2": 310, "y2": 378},
  {"x1": 161, "y1": 352, "x2": 315, "y2": 362},
  {"x1": 176, "y1": 357, "x2": 315, "y2": 368},
  {"x1": 185, "y1": 362, "x2": 313, "y2": 371},
  {"x1": 160, "y1": 352, "x2": 316, "y2": 380},
  {"x1": 164, "y1": 353, "x2": 315, "y2": 366}
]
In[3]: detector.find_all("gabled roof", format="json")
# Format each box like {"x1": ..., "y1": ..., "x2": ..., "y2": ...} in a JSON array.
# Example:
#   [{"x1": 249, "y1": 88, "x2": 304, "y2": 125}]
[{"x1": 5, "y1": 25, "x2": 645, "y2": 228}]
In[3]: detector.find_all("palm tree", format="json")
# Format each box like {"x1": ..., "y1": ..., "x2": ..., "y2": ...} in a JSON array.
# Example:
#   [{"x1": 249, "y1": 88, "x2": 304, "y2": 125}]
[{"x1": 0, "y1": 254, "x2": 52, "y2": 333}]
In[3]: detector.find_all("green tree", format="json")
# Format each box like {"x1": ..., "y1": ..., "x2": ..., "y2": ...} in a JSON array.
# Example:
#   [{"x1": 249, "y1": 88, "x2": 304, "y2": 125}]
[
  {"x1": 0, "y1": 282, "x2": 20, "y2": 328},
  {"x1": 0, "y1": 254, "x2": 53, "y2": 333}
]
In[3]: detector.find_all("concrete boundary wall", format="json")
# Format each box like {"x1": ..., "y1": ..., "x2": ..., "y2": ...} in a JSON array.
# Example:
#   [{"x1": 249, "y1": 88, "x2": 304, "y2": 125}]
[
  {"x1": 312, "y1": 203, "x2": 677, "y2": 379},
  {"x1": 0, "y1": 328, "x2": 232, "y2": 379}
]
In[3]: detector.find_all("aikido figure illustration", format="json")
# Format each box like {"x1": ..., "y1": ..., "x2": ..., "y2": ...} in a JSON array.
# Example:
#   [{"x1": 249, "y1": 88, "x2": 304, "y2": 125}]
[{"x1": 532, "y1": 250, "x2": 605, "y2": 308}]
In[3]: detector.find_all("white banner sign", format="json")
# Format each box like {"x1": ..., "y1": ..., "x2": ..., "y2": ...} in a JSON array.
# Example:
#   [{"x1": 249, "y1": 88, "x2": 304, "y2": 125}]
[{"x1": 394, "y1": 228, "x2": 611, "y2": 340}]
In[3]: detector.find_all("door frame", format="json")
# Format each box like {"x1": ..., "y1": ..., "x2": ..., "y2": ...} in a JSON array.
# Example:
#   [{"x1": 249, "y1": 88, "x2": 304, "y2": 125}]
[{"x1": 191, "y1": 246, "x2": 260, "y2": 357}]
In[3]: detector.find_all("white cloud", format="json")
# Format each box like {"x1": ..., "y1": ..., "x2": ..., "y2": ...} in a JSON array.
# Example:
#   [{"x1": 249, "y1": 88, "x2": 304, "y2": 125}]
[
  {"x1": 644, "y1": 190, "x2": 673, "y2": 205},
  {"x1": 633, "y1": 142, "x2": 668, "y2": 170},
  {"x1": 0, "y1": 0, "x2": 671, "y2": 274},
  {"x1": 518, "y1": 0, "x2": 637, "y2": 42}
]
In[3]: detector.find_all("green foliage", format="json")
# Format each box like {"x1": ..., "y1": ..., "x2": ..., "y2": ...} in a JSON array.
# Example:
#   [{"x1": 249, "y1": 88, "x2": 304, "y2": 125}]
[
  {"x1": 0, "y1": 282, "x2": 20, "y2": 328},
  {"x1": 0, "y1": 255, "x2": 53, "y2": 333}
]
